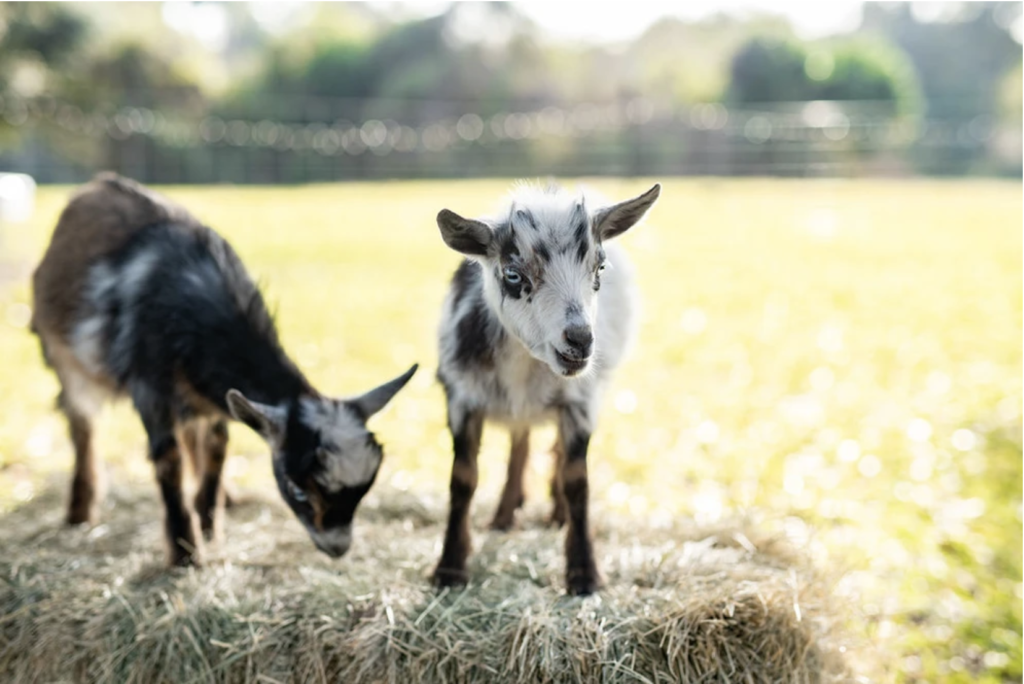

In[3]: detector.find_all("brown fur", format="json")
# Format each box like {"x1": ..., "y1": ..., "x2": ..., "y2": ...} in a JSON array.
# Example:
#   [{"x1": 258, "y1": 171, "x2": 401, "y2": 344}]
[
  {"x1": 65, "y1": 408, "x2": 99, "y2": 525},
  {"x1": 31, "y1": 173, "x2": 201, "y2": 342},
  {"x1": 489, "y1": 437, "x2": 569, "y2": 530},
  {"x1": 304, "y1": 480, "x2": 328, "y2": 531},
  {"x1": 29, "y1": 174, "x2": 229, "y2": 560},
  {"x1": 174, "y1": 372, "x2": 224, "y2": 418},
  {"x1": 548, "y1": 440, "x2": 568, "y2": 527},
  {"x1": 490, "y1": 428, "x2": 529, "y2": 531},
  {"x1": 560, "y1": 456, "x2": 588, "y2": 485},
  {"x1": 182, "y1": 418, "x2": 230, "y2": 541},
  {"x1": 154, "y1": 440, "x2": 202, "y2": 566},
  {"x1": 44, "y1": 340, "x2": 113, "y2": 525}
]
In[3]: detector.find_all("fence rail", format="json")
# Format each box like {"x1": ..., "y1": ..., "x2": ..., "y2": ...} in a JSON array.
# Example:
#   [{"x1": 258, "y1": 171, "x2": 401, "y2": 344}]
[{"x1": 0, "y1": 93, "x2": 1019, "y2": 183}]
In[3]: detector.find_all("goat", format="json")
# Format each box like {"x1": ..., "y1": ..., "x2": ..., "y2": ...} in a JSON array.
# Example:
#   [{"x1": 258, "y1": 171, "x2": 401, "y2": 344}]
[
  {"x1": 31, "y1": 173, "x2": 417, "y2": 566},
  {"x1": 432, "y1": 181, "x2": 660, "y2": 595}
]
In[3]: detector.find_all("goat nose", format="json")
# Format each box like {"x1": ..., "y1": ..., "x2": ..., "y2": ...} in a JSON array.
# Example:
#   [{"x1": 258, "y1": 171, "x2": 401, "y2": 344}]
[{"x1": 563, "y1": 325, "x2": 594, "y2": 356}]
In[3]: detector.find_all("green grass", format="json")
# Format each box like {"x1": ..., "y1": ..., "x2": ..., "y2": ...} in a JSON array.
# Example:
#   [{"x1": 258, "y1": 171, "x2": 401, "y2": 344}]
[{"x1": 0, "y1": 179, "x2": 1020, "y2": 682}]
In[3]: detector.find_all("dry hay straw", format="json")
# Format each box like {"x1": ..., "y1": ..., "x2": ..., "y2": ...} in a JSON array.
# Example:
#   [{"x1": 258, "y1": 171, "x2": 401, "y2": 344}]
[{"x1": 0, "y1": 483, "x2": 857, "y2": 683}]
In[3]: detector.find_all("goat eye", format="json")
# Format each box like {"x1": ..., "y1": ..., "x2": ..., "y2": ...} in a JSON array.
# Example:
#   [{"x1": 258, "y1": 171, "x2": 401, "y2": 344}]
[
  {"x1": 503, "y1": 267, "x2": 522, "y2": 285},
  {"x1": 288, "y1": 480, "x2": 308, "y2": 503}
]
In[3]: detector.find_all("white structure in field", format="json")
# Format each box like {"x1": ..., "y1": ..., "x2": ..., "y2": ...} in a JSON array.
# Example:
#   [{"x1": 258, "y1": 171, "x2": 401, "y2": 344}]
[{"x1": 0, "y1": 173, "x2": 36, "y2": 224}]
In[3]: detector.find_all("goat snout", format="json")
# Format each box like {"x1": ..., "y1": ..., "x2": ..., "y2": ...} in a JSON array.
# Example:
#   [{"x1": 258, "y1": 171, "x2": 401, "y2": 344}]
[
  {"x1": 310, "y1": 526, "x2": 352, "y2": 558},
  {"x1": 562, "y1": 324, "x2": 594, "y2": 359}
]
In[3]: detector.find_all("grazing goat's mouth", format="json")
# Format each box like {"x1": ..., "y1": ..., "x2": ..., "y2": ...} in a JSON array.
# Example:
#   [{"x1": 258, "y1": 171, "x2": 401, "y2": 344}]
[
  {"x1": 313, "y1": 540, "x2": 351, "y2": 559},
  {"x1": 309, "y1": 527, "x2": 353, "y2": 559},
  {"x1": 554, "y1": 349, "x2": 589, "y2": 376}
]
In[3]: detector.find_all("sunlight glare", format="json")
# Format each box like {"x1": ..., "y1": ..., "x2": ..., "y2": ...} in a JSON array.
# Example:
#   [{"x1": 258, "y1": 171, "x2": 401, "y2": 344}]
[
  {"x1": 858, "y1": 454, "x2": 882, "y2": 478},
  {"x1": 951, "y1": 428, "x2": 977, "y2": 452},
  {"x1": 835, "y1": 438, "x2": 860, "y2": 464},
  {"x1": 907, "y1": 418, "x2": 933, "y2": 443}
]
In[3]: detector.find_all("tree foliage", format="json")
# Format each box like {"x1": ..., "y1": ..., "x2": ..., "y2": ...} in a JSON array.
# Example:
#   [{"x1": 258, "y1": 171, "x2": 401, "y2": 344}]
[
  {"x1": 727, "y1": 36, "x2": 920, "y2": 115},
  {"x1": 0, "y1": 3, "x2": 86, "y2": 94}
]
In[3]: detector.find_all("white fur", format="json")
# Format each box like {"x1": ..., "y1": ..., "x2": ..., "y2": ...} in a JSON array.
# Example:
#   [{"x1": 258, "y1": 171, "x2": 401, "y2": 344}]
[
  {"x1": 70, "y1": 262, "x2": 116, "y2": 376},
  {"x1": 71, "y1": 248, "x2": 160, "y2": 377},
  {"x1": 118, "y1": 248, "x2": 160, "y2": 302},
  {"x1": 57, "y1": 361, "x2": 110, "y2": 418},
  {"x1": 299, "y1": 397, "x2": 381, "y2": 490},
  {"x1": 439, "y1": 183, "x2": 642, "y2": 431},
  {"x1": 70, "y1": 313, "x2": 108, "y2": 378}
]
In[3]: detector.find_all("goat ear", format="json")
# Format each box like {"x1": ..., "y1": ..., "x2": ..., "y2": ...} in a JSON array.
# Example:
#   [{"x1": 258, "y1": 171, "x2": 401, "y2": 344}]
[
  {"x1": 437, "y1": 209, "x2": 492, "y2": 256},
  {"x1": 350, "y1": 363, "x2": 418, "y2": 420},
  {"x1": 226, "y1": 389, "x2": 286, "y2": 439},
  {"x1": 593, "y1": 183, "x2": 661, "y2": 241}
]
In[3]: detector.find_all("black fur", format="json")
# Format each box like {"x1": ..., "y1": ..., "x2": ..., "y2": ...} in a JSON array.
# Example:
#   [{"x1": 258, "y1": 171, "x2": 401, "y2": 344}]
[
  {"x1": 564, "y1": 431, "x2": 589, "y2": 463},
  {"x1": 433, "y1": 410, "x2": 483, "y2": 587},
  {"x1": 455, "y1": 299, "x2": 500, "y2": 368},
  {"x1": 559, "y1": 416, "x2": 598, "y2": 595},
  {"x1": 322, "y1": 480, "x2": 376, "y2": 528},
  {"x1": 571, "y1": 202, "x2": 587, "y2": 233},
  {"x1": 445, "y1": 233, "x2": 489, "y2": 256},
  {"x1": 535, "y1": 241, "x2": 552, "y2": 263},
  {"x1": 593, "y1": 247, "x2": 606, "y2": 291},
  {"x1": 500, "y1": 273, "x2": 525, "y2": 301},
  {"x1": 575, "y1": 239, "x2": 589, "y2": 264},
  {"x1": 573, "y1": 219, "x2": 589, "y2": 246},
  {"x1": 77, "y1": 220, "x2": 386, "y2": 563},
  {"x1": 282, "y1": 400, "x2": 321, "y2": 478},
  {"x1": 447, "y1": 261, "x2": 506, "y2": 370},
  {"x1": 515, "y1": 209, "x2": 538, "y2": 231},
  {"x1": 90, "y1": 222, "x2": 309, "y2": 413},
  {"x1": 498, "y1": 230, "x2": 520, "y2": 263},
  {"x1": 450, "y1": 260, "x2": 478, "y2": 310},
  {"x1": 437, "y1": 210, "x2": 491, "y2": 256}
]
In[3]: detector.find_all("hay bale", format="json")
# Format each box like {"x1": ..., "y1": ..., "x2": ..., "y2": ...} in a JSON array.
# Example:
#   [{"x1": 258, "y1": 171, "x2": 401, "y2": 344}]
[{"x1": 0, "y1": 485, "x2": 853, "y2": 683}]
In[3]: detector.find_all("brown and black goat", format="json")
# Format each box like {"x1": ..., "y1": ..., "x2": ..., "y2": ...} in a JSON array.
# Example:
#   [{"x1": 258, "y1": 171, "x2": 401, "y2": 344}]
[{"x1": 31, "y1": 173, "x2": 417, "y2": 566}]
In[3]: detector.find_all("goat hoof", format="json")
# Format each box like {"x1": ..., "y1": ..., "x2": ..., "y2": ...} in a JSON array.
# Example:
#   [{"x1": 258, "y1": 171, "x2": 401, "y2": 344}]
[
  {"x1": 195, "y1": 508, "x2": 221, "y2": 542},
  {"x1": 200, "y1": 523, "x2": 219, "y2": 542},
  {"x1": 168, "y1": 535, "x2": 203, "y2": 567},
  {"x1": 169, "y1": 550, "x2": 202, "y2": 568},
  {"x1": 547, "y1": 511, "x2": 567, "y2": 528},
  {"x1": 65, "y1": 509, "x2": 96, "y2": 526},
  {"x1": 566, "y1": 574, "x2": 600, "y2": 596},
  {"x1": 489, "y1": 512, "x2": 516, "y2": 532},
  {"x1": 432, "y1": 566, "x2": 469, "y2": 588}
]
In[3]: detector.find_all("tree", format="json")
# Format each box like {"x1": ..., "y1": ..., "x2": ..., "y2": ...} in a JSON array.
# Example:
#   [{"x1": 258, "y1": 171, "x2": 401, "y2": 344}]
[
  {"x1": 726, "y1": 37, "x2": 810, "y2": 104},
  {"x1": 726, "y1": 35, "x2": 920, "y2": 115},
  {"x1": 861, "y1": 2, "x2": 1022, "y2": 119},
  {"x1": 0, "y1": 2, "x2": 86, "y2": 89}
]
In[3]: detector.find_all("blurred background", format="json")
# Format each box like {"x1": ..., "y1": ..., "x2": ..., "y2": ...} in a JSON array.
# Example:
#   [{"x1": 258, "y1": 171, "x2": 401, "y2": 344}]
[
  {"x1": 0, "y1": 3, "x2": 1021, "y2": 683},
  {"x1": 0, "y1": 0, "x2": 1020, "y2": 183}
]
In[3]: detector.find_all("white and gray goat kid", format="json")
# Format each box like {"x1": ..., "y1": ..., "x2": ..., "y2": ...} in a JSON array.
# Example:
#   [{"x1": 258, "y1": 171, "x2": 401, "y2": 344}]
[{"x1": 432, "y1": 181, "x2": 660, "y2": 595}]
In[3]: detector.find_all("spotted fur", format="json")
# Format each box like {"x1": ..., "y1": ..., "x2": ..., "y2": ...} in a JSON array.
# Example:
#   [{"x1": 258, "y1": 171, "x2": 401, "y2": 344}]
[{"x1": 433, "y1": 181, "x2": 661, "y2": 595}]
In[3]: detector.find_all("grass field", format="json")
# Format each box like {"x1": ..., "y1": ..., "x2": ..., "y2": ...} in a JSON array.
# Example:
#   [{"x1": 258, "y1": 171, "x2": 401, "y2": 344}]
[{"x1": 0, "y1": 179, "x2": 1020, "y2": 682}]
